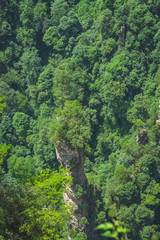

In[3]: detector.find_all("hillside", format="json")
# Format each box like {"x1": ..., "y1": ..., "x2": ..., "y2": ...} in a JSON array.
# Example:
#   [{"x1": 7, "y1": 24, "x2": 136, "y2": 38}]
[{"x1": 0, "y1": 0, "x2": 160, "y2": 239}]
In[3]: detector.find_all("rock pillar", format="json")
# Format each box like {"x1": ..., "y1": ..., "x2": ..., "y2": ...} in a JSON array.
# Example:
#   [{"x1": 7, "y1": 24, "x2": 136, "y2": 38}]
[{"x1": 55, "y1": 142, "x2": 89, "y2": 236}]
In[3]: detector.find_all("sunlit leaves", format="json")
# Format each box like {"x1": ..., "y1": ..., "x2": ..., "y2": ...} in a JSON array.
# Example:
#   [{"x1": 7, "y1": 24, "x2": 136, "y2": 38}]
[
  {"x1": 20, "y1": 168, "x2": 72, "y2": 240},
  {"x1": 51, "y1": 100, "x2": 92, "y2": 151},
  {"x1": 97, "y1": 220, "x2": 129, "y2": 239}
]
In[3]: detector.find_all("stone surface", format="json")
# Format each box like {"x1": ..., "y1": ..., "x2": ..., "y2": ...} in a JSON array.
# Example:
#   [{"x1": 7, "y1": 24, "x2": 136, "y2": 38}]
[
  {"x1": 137, "y1": 128, "x2": 148, "y2": 144},
  {"x1": 55, "y1": 141, "x2": 89, "y2": 234}
]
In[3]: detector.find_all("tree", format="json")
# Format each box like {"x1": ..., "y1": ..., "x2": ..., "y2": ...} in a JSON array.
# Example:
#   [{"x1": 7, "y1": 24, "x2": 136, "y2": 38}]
[
  {"x1": 12, "y1": 112, "x2": 29, "y2": 143},
  {"x1": 50, "y1": 0, "x2": 69, "y2": 26},
  {"x1": 20, "y1": 168, "x2": 72, "y2": 240},
  {"x1": 18, "y1": 47, "x2": 42, "y2": 85},
  {"x1": 52, "y1": 61, "x2": 91, "y2": 106},
  {"x1": 51, "y1": 100, "x2": 92, "y2": 151},
  {"x1": 0, "y1": 97, "x2": 10, "y2": 169}
]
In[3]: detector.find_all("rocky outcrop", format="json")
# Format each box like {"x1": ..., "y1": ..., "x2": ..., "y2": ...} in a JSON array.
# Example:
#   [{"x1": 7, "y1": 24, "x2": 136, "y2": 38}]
[
  {"x1": 156, "y1": 100, "x2": 160, "y2": 128},
  {"x1": 137, "y1": 128, "x2": 148, "y2": 144},
  {"x1": 55, "y1": 141, "x2": 89, "y2": 236}
]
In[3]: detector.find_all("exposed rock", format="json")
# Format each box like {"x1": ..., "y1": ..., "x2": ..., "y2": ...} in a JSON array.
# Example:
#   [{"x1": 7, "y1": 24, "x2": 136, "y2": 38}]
[
  {"x1": 156, "y1": 100, "x2": 160, "y2": 128},
  {"x1": 55, "y1": 141, "x2": 89, "y2": 235},
  {"x1": 137, "y1": 128, "x2": 148, "y2": 144}
]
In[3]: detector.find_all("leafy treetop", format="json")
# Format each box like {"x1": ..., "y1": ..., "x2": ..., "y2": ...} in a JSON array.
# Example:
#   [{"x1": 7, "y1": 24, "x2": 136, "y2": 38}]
[{"x1": 51, "y1": 100, "x2": 92, "y2": 152}]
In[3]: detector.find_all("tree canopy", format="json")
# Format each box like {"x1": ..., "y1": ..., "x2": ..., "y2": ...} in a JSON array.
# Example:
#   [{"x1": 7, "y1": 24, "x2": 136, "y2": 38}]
[{"x1": 1, "y1": 0, "x2": 160, "y2": 239}]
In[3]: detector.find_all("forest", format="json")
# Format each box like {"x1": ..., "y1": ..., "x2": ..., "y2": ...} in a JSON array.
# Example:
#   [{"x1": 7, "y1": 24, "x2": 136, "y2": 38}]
[{"x1": 0, "y1": 0, "x2": 160, "y2": 239}]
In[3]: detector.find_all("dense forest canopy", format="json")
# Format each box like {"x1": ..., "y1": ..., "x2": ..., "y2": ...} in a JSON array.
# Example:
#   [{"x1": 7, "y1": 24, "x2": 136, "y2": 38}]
[{"x1": 0, "y1": 0, "x2": 160, "y2": 239}]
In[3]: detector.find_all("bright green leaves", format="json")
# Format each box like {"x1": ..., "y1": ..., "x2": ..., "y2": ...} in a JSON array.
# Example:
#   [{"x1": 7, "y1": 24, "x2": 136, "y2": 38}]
[
  {"x1": 0, "y1": 97, "x2": 5, "y2": 119},
  {"x1": 43, "y1": 26, "x2": 61, "y2": 48},
  {"x1": 0, "y1": 100, "x2": 6, "y2": 166},
  {"x1": 128, "y1": 4, "x2": 152, "y2": 33},
  {"x1": 102, "y1": 133, "x2": 160, "y2": 238},
  {"x1": 0, "y1": 144, "x2": 9, "y2": 166},
  {"x1": 0, "y1": 98, "x2": 10, "y2": 178},
  {"x1": 0, "y1": 168, "x2": 71, "y2": 240},
  {"x1": 20, "y1": 168, "x2": 72, "y2": 240},
  {"x1": 142, "y1": 183, "x2": 160, "y2": 206},
  {"x1": 51, "y1": 100, "x2": 92, "y2": 151},
  {"x1": 97, "y1": 220, "x2": 129, "y2": 239},
  {"x1": 31, "y1": 168, "x2": 71, "y2": 204}
]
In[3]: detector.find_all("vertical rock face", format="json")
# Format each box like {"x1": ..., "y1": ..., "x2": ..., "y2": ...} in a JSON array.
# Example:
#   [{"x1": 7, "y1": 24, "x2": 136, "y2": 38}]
[
  {"x1": 55, "y1": 141, "x2": 89, "y2": 235},
  {"x1": 156, "y1": 100, "x2": 160, "y2": 128},
  {"x1": 137, "y1": 128, "x2": 148, "y2": 144}
]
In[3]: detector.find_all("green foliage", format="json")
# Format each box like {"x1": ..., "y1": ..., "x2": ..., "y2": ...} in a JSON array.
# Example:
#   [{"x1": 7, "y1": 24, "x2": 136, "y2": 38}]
[
  {"x1": 1, "y1": 0, "x2": 160, "y2": 239},
  {"x1": 0, "y1": 176, "x2": 28, "y2": 239},
  {"x1": 51, "y1": 100, "x2": 92, "y2": 151},
  {"x1": 97, "y1": 220, "x2": 129, "y2": 239},
  {"x1": 0, "y1": 97, "x2": 10, "y2": 174},
  {"x1": 7, "y1": 154, "x2": 36, "y2": 182},
  {"x1": 76, "y1": 231, "x2": 87, "y2": 240},
  {"x1": 77, "y1": 0, "x2": 94, "y2": 29},
  {"x1": 0, "y1": 168, "x2": 71, "y2": 240},
  {"x1": 12, "y1": 112, "x2": 29, "y2": 143},
  {"x1": 127, "y1": 94, "x2": 151, "y2": 124},
  {"x1": 52, "y1": 60, "x2": 91, "y2": 105},
  {"x1": 20, "y1": 168, "x2": 72, "y2": 240},
  {"x1": 114, "y1": 165, "x2": 133, "y2": 183},
  {"x1": 18, "y1": 47, "x2": 41, "y2": 84},
  {"x1": 73, "y1": 184, "x2": 86, "y2": 198},
  {"x1": 43, "y1": 26, "x2": 62, "y2": 48},
  {"x1": 33, "y1": 2, "x2": 47, "y2": 32},
  {"x1": 0, "y1": 97, "x2": 5, "y2": 119},
  {"x1": 0, "y1": 144, "x2": 10, "y2": 166},
  {"x1": 50, "y1": 0, "x2": 69, "y2": 26}
]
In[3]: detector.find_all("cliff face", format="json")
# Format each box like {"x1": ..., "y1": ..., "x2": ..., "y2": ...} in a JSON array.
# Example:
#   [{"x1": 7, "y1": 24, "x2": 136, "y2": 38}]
[
  {"x1": 156, "y1": 100, "x2": 160, "y2": 127},
  {"x1": 55, "y1": 142, "x2": 89, "y2": 235}
]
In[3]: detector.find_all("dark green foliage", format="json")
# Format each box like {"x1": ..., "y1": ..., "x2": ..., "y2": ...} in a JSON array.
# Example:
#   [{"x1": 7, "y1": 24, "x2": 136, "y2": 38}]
[
  {"x1": 1, "y1": 0, "x2": 160, "y2": 239},
  {"x1": 12, "y1": 112, "x2": 29, "y2": 143}
]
